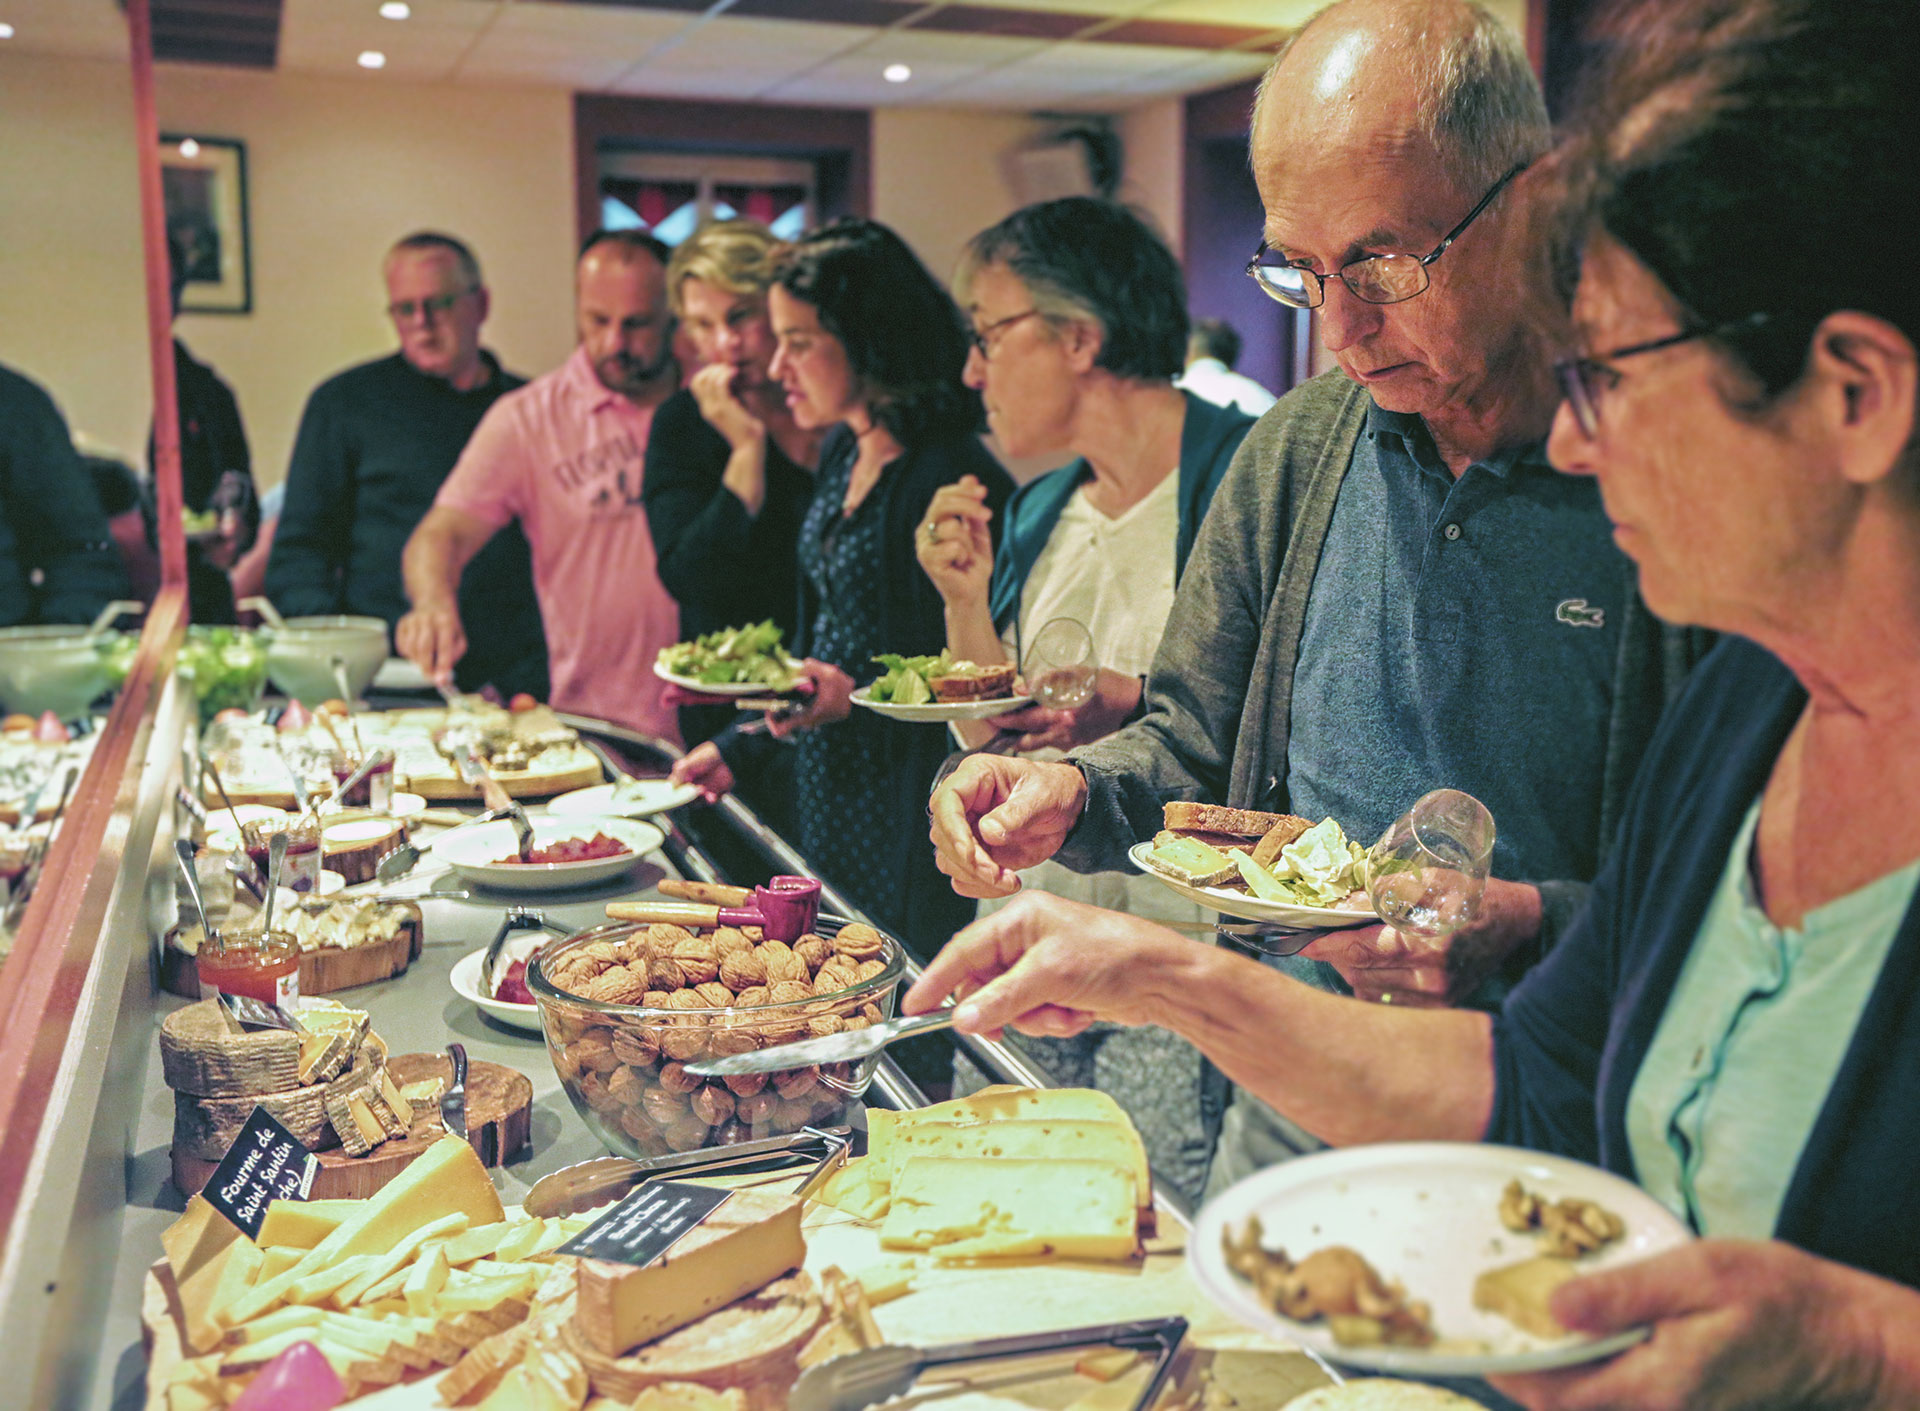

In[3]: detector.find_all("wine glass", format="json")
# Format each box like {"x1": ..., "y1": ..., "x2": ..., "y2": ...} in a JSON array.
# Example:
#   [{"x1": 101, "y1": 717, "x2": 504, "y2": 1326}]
[
  {"x1": 1365, "y1": 788, "x2": 1496, "y2": 942},
  {"x1": 1024, "y1": 617, "x2": 1098, "y2": 710}
]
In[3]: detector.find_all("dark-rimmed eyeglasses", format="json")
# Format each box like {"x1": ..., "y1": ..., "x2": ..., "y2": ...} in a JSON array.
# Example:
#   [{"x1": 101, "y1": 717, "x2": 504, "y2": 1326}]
[
  {"x1": 1554, "y1": 312, "x2": 1772, "y2": 439},
  {"x1": 387, "y1": 287, "x2": 477, "y2": 323},
  {"x1": 967, "y1": 308, "x2": 1042, "y2": 358},
  {"x1": 1246, "y1": 164, "x2": 1527, "y2": 310}
]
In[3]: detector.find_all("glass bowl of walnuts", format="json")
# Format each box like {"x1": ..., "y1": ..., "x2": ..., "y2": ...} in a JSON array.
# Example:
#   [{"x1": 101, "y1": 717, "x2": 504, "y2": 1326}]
[{"x1": 527, "y1": 913, "x2": 905, "y2": 1158}]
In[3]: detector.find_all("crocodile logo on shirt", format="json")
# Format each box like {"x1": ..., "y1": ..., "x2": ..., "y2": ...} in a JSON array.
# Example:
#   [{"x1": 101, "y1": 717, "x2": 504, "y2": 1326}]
[{"x1": 1556, "y1": 598, "x2": 1606, "y2": 629}]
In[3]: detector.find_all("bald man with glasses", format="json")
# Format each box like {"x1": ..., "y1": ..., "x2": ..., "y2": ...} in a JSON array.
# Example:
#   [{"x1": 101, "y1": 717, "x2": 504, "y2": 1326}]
[
  {"x1": 265, "y1": 231, "x2": 547, "y2": 698},
  {"x1": 926, "y1": 0, "x2": 1713, "y2": 1195}
]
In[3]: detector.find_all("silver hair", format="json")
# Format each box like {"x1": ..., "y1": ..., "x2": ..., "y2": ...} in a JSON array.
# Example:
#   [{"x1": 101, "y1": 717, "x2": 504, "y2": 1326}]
[{"x1": 1255, "y1": 0, "x2": 1550, "y2": 194}]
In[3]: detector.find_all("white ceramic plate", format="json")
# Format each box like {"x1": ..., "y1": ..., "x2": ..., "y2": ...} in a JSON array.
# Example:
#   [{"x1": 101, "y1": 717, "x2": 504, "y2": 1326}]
[
  {"x1": 850, "y1": 688, "x2": 1034, "y2": 722},
  {"x1": 450, "y1": 940, "x2": 547, "y2": 1033},
  {"x1": 548, "y1": 780, "x2": 700, "y2": 819},
  {"x1": 653, "y1": 664, "x2": 801, "y2": 698},
  {"x1": 434, "y1": 815, "x2": 665, "y2": 892},
  {"x1": 1190, "y1": 1142, "x2": 1692, "y2": 1376},
  {"x1": 371, "y1": 656, "x2": 430, "y2": 692},
  {"x1": 1128, "y1": 842, "x2": 1377, "y2": 930}
]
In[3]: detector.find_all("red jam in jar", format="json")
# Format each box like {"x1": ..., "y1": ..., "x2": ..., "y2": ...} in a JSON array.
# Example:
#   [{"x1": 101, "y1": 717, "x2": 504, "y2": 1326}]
[
  {"x1": 242, "y1": 817, "x2": 323, "y2": 893},
  {"x1": 196, "y1": 928, "x2": 300, "y2": 1006}
]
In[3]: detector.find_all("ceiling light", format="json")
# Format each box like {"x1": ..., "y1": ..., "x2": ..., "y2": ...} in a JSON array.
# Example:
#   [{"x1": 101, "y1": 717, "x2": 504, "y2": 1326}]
[
  {"x1": 379, "y1": 1, "x2": 410, "y2": 18},
  {"x1": 358, "y1": 49, "x2": 387, "y2": 68},
  {"x1": 178, "y1": 138, "x2": 201, "y2": 158},
  {"x1": 0, "y1": 23, "x2": 15, "y2": 39},
  {"x1": 883, "y1": 63, "x2": 911, "y2": 83}
]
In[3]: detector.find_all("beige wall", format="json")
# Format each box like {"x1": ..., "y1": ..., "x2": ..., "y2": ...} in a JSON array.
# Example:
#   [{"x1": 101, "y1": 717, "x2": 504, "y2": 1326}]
[
  {"x1": 1117, "y1": 98, "x2": 1183, "y2": 256},
  {"x1": 1, "y1": 53, "x2": 1158, "y2": 489}
]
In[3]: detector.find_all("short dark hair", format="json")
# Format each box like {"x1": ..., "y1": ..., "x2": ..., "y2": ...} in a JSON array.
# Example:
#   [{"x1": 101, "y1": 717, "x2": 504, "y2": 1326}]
[
  {"x1": 1576, "y1": 0, "x2": 1919, "y2": 403},
  {"x1": 773, "y1": 218, "x2": 980, "y2": 445},
  {"x1": 579, "y1": 228, "x2": 672, "y2": 268},
  {"x1": 956, "y1": 198, "x2": 1188, "y2": 382},
  {"x1": 388, "y1": 231, "x2": 482, "y2": 287},
  {"x1": 1189, "y1": 318, "x2": 1243, "y2": 369}
]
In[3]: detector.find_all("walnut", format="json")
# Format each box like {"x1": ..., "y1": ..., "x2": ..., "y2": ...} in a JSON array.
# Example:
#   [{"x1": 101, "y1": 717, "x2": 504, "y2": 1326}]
[
  {"x1": 617, "y1": 1106, "x2": 655, "y2": 1143},
  {"x1": 841, "y1": 1015, "x2": 870, "y2": 1032},
  {"x1": 814, "y1": 956, "x2": 860, "y2": 992},
  {"x1": 772, "y1": 1098, "x2": 818, "y2": 1134},
  {"x1": 691, "y1": 1084, "x2": 736, "y2": 1127},
  {"x1": 658, "y1": 1060, "x2": 703, "y2": 1095},
  {"x1": 733, "y1": 985, "x2": 771, "y2": 1009},
  {"x1": 607, "y1": 1065, "x2": 649, "y2": 1106},
  {"x1": 832, "y1": 923, "x2": 885, "y2": 961},
  {"x1": 854, "y1": 959, "x2": 888, "y2": 984},
  {"x1": 718, "y1": 947, "x2": 769, "y2": 992},
  {"x1": 612, "y1": 937, "x2": 644, "y2": 966},
  {"x1": 643, "y1": 990, "x2": 673, "y2": 1010},
  {"x1": 808, "y1": 1014, "x2": 844, "y2": 1040},
  {"x1": 545, "y1": 1009, "x2": 592, "y2": 1045},
  {"x1": 740, "y1": 926, "x2": 764, "y2": 943},
  {"x1": 610, "y1": 1028, "x2": 661, "y2": 1068},
  {"x1": 570, "y1": 1030, "x2": 620, "y2": 1074},
  {"x1": 814, "y1": 976, "x2": 855, "y2": 1000},
  {"x1": 772, "y1": 1066, "x2": 818, "y2": 1100},
  {"x1": 712, "y1": 927, "x2": 754, "y2": 958},
  {"x1": 723, "y1": 1069, "x2": 769, "y2": 1098},
  {"x1": 860, "y1": 1002, "x2": 884, "y2": 1024},
  {"x1": 641, "y1": 1086, "x2": 687, "y2": 1127},
  {"x1": 659, "y1": 991, "x2": 710, "y2": 1062},
  {"x1": 793, "y1": 934, "x2": 832, "y2": 975},
  {"x1": 580, "y1": 939, "x2": 624, "y2": 967},
  {"x1": 671, "y1": 936, "x2": 721, "y2": 985},
  {"x1": 549, "y1": 1042, "x2": 581, "y2": 1081},
  {"x1": 648, "y1": 956, "x2": 687, "y2": 991},
  {"x1": 586, "y1": 967, "x2": 649, "y2": 1006},
  {"x1": 664, "y1": 1113, "x2": 714, "y2": 1152},
  {"x1": 713, "y1": 1118, "x2": 752, "y2": 1146},
  {"x1": 694, "y1": 981, "x2": 734, "y2": 1009},
  {"x1": 580, "y1": 1072, "x2": 622, "y2": 1114},
  {"x1": 646, "y1": 923, "x2": 697, "y2": 949},
  {"x1": 666, "y1": 988, "x2": 706, "y2": 1010},
  {"x1": 709, "y1": 1024, "x2": 760, "y2": 1058},
  {"x1": 768, "y1": 980, "x2": 814, "y2": 1006},
  {"x1": 758, "y1": 940, "x2": 809, "y2": 984},
  {"x1": 735, "y1": 1090, "x2": 780, "y2": 1129}
]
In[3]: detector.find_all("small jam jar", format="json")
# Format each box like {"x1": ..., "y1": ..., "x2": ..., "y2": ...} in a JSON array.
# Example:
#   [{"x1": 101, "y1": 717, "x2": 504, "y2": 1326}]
[
  {"x1": 331, "y1": 753, "x2": 394, "y2": 813},
  {"x1": 196, "y1": 927, "x2": 301, "y2": 1007},
  {"x1": 242, "y1": 816, "x2": 323, "y2": 893}
]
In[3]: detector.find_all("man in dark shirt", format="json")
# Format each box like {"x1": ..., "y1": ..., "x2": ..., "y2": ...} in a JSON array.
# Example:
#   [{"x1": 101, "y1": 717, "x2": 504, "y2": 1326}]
[
  {"x1": 264, "y1": 231, "x2": 547, "y2": 697},
  {"x1": 0, "y1": 362, "x2": 130, "y2": 628}
]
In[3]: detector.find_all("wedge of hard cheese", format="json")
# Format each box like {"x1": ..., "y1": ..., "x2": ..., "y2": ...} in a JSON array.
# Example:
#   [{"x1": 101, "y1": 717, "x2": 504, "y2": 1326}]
[
  {"x1": 879, "y1": 1157, "x2": 1139, "y2": 1261},
  {"x1": 575, "y1": 1188, "x2": 806, "y2": 1358},
  {"x1": 867, "y1": 1087, "x2": 1133, "y2": 1166},
  {"x1": 882, "y1": 1118, "x2": 1151, "y2": 1211}
]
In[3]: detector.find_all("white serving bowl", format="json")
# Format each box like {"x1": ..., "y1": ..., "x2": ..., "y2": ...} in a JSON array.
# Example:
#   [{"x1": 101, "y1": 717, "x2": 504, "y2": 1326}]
[
  {"x1": 433, "y1": 815, "x2": 665, "y2": 892},
  {"x1": 263, "y1": 615, "x2": 390, "y2": 705}
]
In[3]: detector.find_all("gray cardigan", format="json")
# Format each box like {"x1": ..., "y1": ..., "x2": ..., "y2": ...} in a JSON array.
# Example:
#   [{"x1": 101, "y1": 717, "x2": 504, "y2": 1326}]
[{"x1": 1054, "y1": 370, "x2": 1712, "y2": 1182}]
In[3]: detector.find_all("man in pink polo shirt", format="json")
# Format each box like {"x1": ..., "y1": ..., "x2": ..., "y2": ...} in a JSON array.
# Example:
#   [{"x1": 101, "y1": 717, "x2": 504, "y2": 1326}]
[{"x1": 397, "y1": 231, "x2": 683, "y2": 740}]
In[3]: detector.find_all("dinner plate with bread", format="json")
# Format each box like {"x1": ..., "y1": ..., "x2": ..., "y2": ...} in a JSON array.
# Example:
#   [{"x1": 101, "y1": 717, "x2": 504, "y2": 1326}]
[
  {"x1": 851, "y1": 653, "x2": 1032, "y2": 722},
  {"x1": 1130, "y1": 803, "x2": 1380, "y2": 929}
]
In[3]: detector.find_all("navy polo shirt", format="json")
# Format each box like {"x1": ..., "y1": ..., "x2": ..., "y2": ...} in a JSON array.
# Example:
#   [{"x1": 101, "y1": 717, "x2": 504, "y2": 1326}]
[{"x1": 1283, "y1": 400, "x2": 1631, "y2": 924}]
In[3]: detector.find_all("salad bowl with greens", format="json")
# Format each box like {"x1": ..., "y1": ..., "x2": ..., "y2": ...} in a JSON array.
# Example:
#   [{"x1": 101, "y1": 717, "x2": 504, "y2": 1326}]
[{"x1": 655, "y1": 621, "x2": 805, "y2": 696}]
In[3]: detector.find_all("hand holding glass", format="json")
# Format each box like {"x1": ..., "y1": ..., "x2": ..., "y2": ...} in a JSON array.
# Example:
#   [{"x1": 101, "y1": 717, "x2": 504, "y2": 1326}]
[
  {"x1": 1365, "y1": 789, "x2": 1496, "y2": 942},
  {"x1": 1024, "y1": 617, "x2": 1097, "y2": 710}
]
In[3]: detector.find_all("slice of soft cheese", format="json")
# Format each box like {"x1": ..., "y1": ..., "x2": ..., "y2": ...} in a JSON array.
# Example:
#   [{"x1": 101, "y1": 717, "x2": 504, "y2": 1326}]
[
  {"x1": 574, "y1": 1188, "x2": 806, "y2": 1357},
  {"x1": 883, "y1": 1119, "x2": 1150, "y2": 1210},
  {"x1": 880, "y1": 1157, "x2": 1139, "y2": 1262}
]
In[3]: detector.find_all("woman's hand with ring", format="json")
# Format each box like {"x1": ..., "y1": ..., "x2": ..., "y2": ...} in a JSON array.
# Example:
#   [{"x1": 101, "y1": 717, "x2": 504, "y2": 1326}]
[{"x1": 916, "y1": 477, "x2": 995, "y2": 609}]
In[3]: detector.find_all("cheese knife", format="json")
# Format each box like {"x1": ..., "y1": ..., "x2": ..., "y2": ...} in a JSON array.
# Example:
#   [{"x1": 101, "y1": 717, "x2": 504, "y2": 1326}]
[
  {"x1": 523, "y1": 1125, "x2": 851, "y2": 1220},
  {"x1": 788, "y1": 1316, "x2": 1189, "y2": 1411},
  {"x1": 441, "y1": 1042, "x2": 469, "y2": 1143},
  {"x1": 683, "y1": 1008, "x2": 956, "y2": 1079}
]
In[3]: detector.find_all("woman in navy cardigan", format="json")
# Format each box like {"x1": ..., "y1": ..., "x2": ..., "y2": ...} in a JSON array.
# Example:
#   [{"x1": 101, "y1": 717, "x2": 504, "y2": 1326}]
[{"x1": 905, "y1": 2, "x2": 1920, "y2": 1405}]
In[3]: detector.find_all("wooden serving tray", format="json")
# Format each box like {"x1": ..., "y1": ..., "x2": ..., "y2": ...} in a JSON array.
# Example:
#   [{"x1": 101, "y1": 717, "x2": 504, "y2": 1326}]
[
  {"x1": 405, "y1": 754, "x2": 603, "y2": 801},
  {"x1": 168, "y1": 1053, "x2": 533, "y2": 1202},
  {"x1": 160, "y1": 917, "x2": 422, "y2": 1000}
]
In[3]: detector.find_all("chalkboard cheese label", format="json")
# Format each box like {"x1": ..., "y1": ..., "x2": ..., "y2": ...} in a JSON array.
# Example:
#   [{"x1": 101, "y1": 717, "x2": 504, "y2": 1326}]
[
  {"x1": 204, "y1": 1104, "x2": 319, "y2": 1239},
  {"x1": 556, "y1": 1180, "x2": 734, "y2": 1268}
]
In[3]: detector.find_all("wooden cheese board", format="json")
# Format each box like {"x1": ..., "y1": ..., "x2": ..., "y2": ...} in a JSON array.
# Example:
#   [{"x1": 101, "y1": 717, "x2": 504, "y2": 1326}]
[
  {"x1": 169, "y1": 1053, "x2": 533, "y2": 1201},
  {"x1": 160, "y1": 918, "x2": 422, "y2": 1000}
]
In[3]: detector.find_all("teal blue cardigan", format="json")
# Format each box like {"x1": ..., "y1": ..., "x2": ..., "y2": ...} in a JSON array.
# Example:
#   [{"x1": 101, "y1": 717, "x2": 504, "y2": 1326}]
[{"x1": 985, "y1": 391, "x2": 1256, "y2": 632}]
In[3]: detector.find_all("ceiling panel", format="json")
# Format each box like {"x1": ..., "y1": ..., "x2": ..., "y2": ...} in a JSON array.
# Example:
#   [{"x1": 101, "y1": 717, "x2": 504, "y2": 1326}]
[
  {"x1": 0, "y1": 0, "x2": 127, "y2": 59},
  {"x1": 279, "y1": 3, "x2": 479, "y2": 76},
  {"x1": 1127, "y1": 0, "x2": 1319, "y2": 29}
]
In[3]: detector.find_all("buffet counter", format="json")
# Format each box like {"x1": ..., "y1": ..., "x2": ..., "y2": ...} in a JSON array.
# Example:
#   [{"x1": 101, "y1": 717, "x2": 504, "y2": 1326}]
[{"x1": 0, "y1": 646, "x2": 1334, "y2": 1411}]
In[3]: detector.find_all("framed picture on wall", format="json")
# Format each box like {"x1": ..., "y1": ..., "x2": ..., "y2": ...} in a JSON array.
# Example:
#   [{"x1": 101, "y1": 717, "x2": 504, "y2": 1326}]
[{"x1": 160, "y1": 134, "x2": 252, "y2": 314}]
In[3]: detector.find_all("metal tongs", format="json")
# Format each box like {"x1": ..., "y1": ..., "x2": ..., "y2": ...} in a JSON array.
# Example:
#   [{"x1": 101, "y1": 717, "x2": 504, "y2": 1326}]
[
  {"x1": 789, "y1": 1316, "x2": 1189, "y2": 1411},
  {"x1": 480, "y1": 907, "x2": 570, "y2": 993},
  {"x1": 523, "y1": 1125, "x2": 852, "y2": 1220},
  {"x1": 455, "y1": 743, "x2": 533, "y2": 860}
]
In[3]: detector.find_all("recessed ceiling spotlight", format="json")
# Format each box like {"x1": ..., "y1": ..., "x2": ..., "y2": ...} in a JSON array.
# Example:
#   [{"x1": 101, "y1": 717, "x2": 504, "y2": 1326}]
[
  {"x1": 358, "y1": 49, "x2": 387, "y2": 68},
  {"x1": 379, "y1": 1, "x2": 410, "y2": 18},
  {"x1": 0, "y1": 22, "x2": 15, "y2": 39},
  {"x1": 883, "y1": 63, "x2": 911, "y2": 83},
  {"x1": 178, "y1": 138, "x2": 201, "y2": 158}
]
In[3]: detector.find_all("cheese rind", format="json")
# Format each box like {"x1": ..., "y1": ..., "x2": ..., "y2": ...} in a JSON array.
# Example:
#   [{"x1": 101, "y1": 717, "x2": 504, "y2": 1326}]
[
  {"x1": 879, "y1": 1157, "x2": 1139, "y2": 1262},
  {"x1": 574, "y1": 1189, "x2": 806, "y2": 1357}
]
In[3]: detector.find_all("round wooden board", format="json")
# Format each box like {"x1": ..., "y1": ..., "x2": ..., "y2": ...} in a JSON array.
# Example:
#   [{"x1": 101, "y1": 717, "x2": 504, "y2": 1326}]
[
  {"x1": 405, "y1": 755, "x2": 604, "y2": 801},
  {"x1": 160, "y1": 918, "x2": 421, "y2": 1000},
  {"x1": 169, "y1": 1052, "x2": 533, "y2": 1200}
]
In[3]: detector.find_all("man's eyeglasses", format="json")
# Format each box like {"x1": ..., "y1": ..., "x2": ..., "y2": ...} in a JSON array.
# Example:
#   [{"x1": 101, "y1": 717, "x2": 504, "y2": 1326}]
[
  {"x1": 1555, "y1": 312, "x2": 1772, "y2": 439},
  {"x1": 1247, "y1": 163, "x2": 1527, "y2": 310},
  {"x1": 387, "y1": 288, "x2": 476, "y2": 323},
  {"x1": 967, "y1": 308, "x2": 1042, "y2": 358}
]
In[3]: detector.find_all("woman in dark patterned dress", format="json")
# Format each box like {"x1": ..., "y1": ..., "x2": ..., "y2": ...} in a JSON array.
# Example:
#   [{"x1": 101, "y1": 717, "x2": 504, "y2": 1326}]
[{"x1": 674, "y1": 219, "x2": 1012, "y2": 970}]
